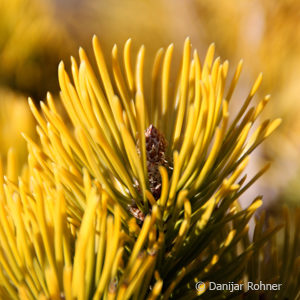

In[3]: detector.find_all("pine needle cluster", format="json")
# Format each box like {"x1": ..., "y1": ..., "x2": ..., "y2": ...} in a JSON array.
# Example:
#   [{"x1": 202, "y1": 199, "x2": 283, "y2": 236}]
[{"x1": 0, "y1": 36, "x2": 299, "y2": 300}]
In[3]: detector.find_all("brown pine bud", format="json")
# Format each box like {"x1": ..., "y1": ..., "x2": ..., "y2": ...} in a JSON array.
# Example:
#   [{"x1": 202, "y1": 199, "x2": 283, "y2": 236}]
[
  {"x1": 129, "y1": 125, "x2": 170, "y2": 220},
  {"x1": 144, "y1": 124, "x2": 169, "y2": 200}
]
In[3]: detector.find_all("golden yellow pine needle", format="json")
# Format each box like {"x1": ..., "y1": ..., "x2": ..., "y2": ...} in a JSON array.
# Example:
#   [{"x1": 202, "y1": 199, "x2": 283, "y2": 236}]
[{"x1": 0, "y1": 36, "x2": 288, "y2": 300}]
